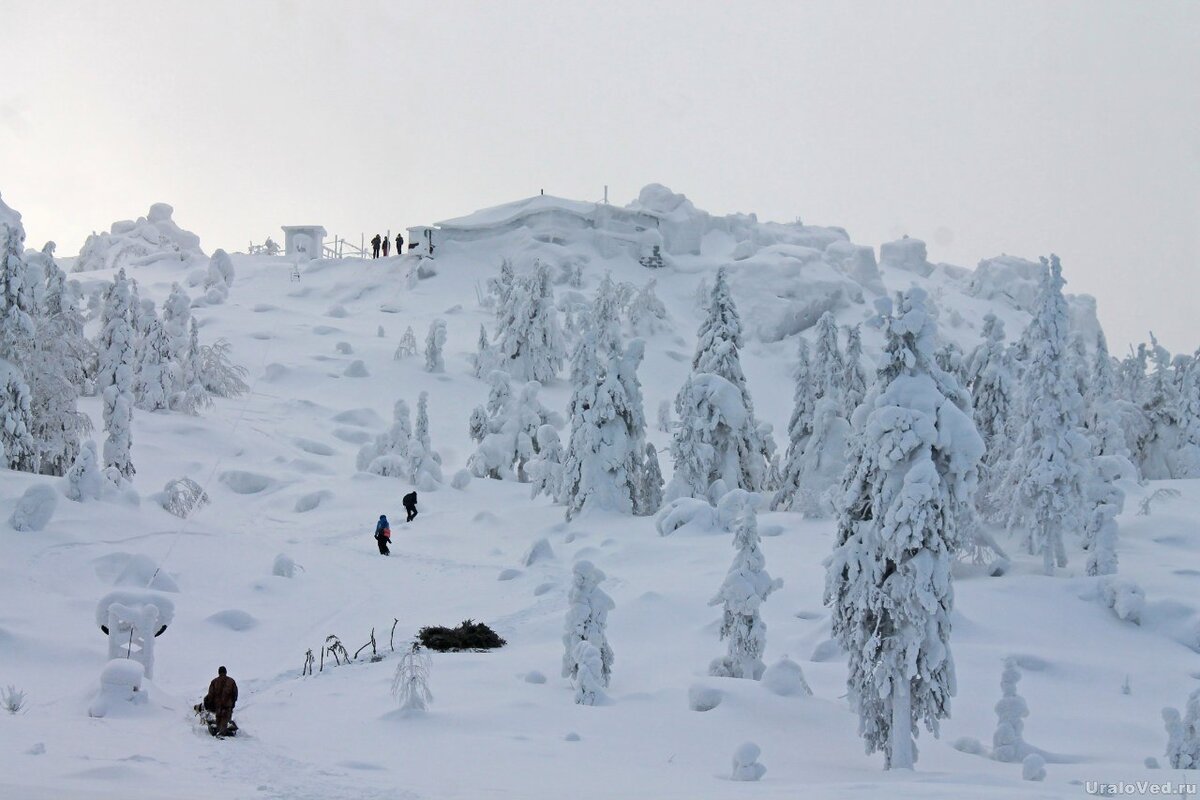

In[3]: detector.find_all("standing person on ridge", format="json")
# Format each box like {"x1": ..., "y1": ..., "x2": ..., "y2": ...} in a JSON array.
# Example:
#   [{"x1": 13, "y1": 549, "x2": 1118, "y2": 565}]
[
  {"x1": 375, "y1": 514, "x2": 392, "y2": 555},
  {"x1": 395, "y1": 232, "x2": 404, "y2": 254},
  {"x1": 206, "y1": 666, "x2": 238, "y2": 737},
  {"x1": 382, "y1": 234, "x2": 390, "y2": 257},
  {"x1": 370, "y1": 233, "x2": 381, "y2": 259},
  {"x1": 403, "y1": 491, "x2": 418, "y2": 522}
]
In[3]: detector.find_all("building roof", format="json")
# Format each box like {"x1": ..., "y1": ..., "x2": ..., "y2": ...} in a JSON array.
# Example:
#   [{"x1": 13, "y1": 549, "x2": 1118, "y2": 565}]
[
  {"x1": 281, "y1": 225, "x2": 327, "y2": 235},
  {"x1": 435, "y1": 194, "x2": 658, "y2": 231}
]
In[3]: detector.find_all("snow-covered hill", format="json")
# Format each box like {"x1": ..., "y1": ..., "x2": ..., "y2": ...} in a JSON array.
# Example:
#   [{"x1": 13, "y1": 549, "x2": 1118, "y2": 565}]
[{"x1": 2, "y1": 186, "x2": 1199, "y2": 800}]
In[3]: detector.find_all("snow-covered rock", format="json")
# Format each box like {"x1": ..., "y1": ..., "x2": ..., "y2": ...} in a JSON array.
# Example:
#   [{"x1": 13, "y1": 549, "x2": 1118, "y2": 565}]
[
  {"x1": 8, "y1": 484, "x2": 57, "y2": 531},
  {"x1": 75, "y1": 203, "x2": 204, "y2": 273}
]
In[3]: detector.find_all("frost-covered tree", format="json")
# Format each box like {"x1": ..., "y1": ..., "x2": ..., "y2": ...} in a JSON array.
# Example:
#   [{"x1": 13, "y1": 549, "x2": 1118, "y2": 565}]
[
  {"x1": 824, "y1": 288, "x2": 984, "y2": 770},
  {"x1": 657, "y1": 398, "x2": 671, "y2": 433},
  {"x1": 560, "y1": 281, "x2": 646, "y2": 519},
  {"x1": 528, "y1": 424, "x2": 564, "y2": 502},
  {"x1": 96, "y1": 270, "x2": 136, "y2": 478},
  {"x1": 197, "y1": 336, "x2": 248, "y2": 398},
  {"x1": 640, "y1": 443, "x2": 664, "y2": 515},
  {"x1": 469, "y1": 377, "x2": 561, "y2": 482},
  {"x1": 811, "y1": 311, "x2": 844, "y2": 406},
  {"x1": 488, "y1": 258, "x2": 515, "y2": 321},
  {"x1": 358, "y1": 399, "x2": 412, "y2": 476},
  {"x1": 992, "y1": 659, "x2": 1029, "y2": 763},
  {"x1": 172, "y1": 319, "x2": 211, "y2": 414},
  {"x1": 966, "y1": 314, "x2": 1015, "y2": 519},
  {"x1": 424, "y1": 319, "x2": 447, "y2": 373},
  {"x1": 688, "y1": 267, "x2": 768, "y2": 490},
  {"x1": 495, "y1": 262, "x2": 565, "y2": 383},
  {"x1": 1181, "y1": 350, "x2": 1200, "y2": 476},
  {"x1": 791, "y1": 397, "x2": 852, "y2": 518},
  {"x1": 0, "y1": 203, "x2": 36, "y2": 471},
  {"x1": 161, "y1": 283, "x2": 191, "y2": 366},
  {"x1": 1137, "y1": 334, "x2": 1187, "y2": 478},
  {"x1": 64, "y1": 439, "x2": 104, "y2": 501},
  {"x1": 409, "y1": 391, "x2": 442, "y2": 486},
  {"x1": 665, "y1": 374, "x2": 747, "y2": 502},
  {"x1": 134, "y1": 317, "x2": 175, "y2": 412},
  {"x1": 203, "y1": 248, "x2": 235, "y2": 304},
  {"x1": 394, "y1": 325, "x2": 418, "y2": 359},
  {"x1": 773, "y1": 338, "x2": 815, "y2": 511},
  {"x1": 625, "y1": 279, "x2": 668, "y2": 336},
  {"x1": 472, "y1": 324, "x2": 497, "y2": 379},
  {"x1": 1163, "y1": 686, "x2": 1200, "y2": 769},
  {"x1": 1000, "y1": 256, "x2": 1091, "y2": 574},
  {"x1": 708, "y1": 506, "x2": 782, "y2": 680},
  {"x1": 391, "y1": 643, "x2": 433, "y2": 713},
  {"x1": 841, "y1": 324, "x2": 867, "y2": 418},
  {"x1": 467, "y1": 405, "x2": 488, "y2": 444},
  {"x1": 1084, "y1": 456, "x2": 1126, "y2": 577},
  {"x1": 562, "y1": 560, "x2": 614, "y2": 688},
  {"x1": 571, "y1": 640, "x2": 608, "y2": 706}
]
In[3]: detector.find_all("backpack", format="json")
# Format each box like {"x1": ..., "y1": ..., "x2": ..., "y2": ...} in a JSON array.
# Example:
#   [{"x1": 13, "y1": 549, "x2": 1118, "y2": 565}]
[{"x1": 377, "y1": 527, "x2": 391, "y2": 541}]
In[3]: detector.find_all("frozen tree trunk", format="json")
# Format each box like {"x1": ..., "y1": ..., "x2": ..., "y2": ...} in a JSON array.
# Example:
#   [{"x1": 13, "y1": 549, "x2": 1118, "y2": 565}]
[{"x1": 890, "y1": 678, "x2": 914, "y2": 770}]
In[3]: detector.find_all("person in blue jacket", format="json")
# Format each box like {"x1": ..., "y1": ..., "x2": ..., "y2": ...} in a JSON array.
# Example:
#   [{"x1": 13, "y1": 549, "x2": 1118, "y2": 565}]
[{"x1": 374, "y1": 514, "x2": 391, "y2": 556}]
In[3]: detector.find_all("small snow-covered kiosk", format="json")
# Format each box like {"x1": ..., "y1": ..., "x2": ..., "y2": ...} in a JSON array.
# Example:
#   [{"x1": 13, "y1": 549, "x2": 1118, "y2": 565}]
[{"x1": 281, "y1": 225, "x2": 327, "y2": 260}]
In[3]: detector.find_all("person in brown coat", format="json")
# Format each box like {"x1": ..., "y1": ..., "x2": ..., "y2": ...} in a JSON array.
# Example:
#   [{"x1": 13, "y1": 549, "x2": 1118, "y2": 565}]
[{"x1": 207, "y1": 666, "x2": 238, "y2": 736}]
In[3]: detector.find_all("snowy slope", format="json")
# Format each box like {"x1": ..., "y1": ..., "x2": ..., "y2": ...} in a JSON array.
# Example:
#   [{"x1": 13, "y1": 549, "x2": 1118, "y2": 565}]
[{"x1": 1, "y1": 189, "x2": 1198, "y2": 800}]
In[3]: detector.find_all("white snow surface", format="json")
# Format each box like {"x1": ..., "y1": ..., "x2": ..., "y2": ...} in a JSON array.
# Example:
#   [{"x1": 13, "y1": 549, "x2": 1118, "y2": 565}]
[{"x1": 0, "y1": 186, "x2": 1195, "y2": 799}]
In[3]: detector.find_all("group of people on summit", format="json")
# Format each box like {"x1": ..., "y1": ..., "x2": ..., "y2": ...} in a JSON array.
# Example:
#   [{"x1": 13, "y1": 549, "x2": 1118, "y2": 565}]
[{"x1": 370, "y1": 232, "x2": 404, "y2": 258}]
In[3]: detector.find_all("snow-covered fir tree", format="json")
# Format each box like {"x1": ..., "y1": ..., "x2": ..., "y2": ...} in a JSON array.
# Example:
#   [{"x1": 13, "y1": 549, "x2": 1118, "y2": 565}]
[
  {"x1": 394, "y1": 325, "x2": 418, "y2": 359},
  {"x1": 0, "y1": 201, "x2": 36, "y2": 471},
  {"x1": 424, "y1": 319, "x2": 447, "y2": 373},
  {"x1": 669, "y1": 267, "x2": 768, "y2": 497},
  {"x1": 562, "y1": 560, "x2": 614, "y2": 688},
  {"x1": 1181, "y1": 351, "x2": 1200, "y2": 475},
  {"x1": 966, "y1": 313, "x2": 1015, "y2": 519},
  {"x1": 96, "y1": 269, "x2": 136, "y2": 478},
  {"x1": 772, "y1": 337, "x2": 814, "y2": 511},
  {"x1": 203, "y1": 248, "x2": 235, "y2": 304},
  {"x1": 640, "y1": 443, "x2": 664, "y2": 515},
  {"x1": 708, "y1": 505, "x2": 782, "y2": 680},
  {"x1": 824, "y1": 288, "x2": 984, "y2": 770},
  {"x1": 409, "y1": 391, "x2": 442, "y2": 487},
  {"x1": 358, "y1": 398, "x2": 412, "y2": 476},
  {"x1": 811, "y1": 310, "x2": 844, "y2": 406},
  {"x1": 134, "y1": 317, "x2": 175, "y2": 412},
  {"x1": 625, "y1": 279, "x2": 668, "y2": 336},
  {"x1": 1163, "y1": 686, "x2": 1200, "y2": 769},
  {"x1": 841, "y1": 324, "x2": 867, "y2": 418},
  {"x1": 1137, "y1": 334, "x2": 1186, "y2": 479},
  {"x1": 469, "y1": 377, "x2": 560, "y2": 482},
  {"x1": 172, "y1": 319, "x2": 211, "y2": 414},
  {"x1": 560, "y1": 277, "x2": 647, "y2": 519},
  {"x1": 528, "y1": 424, "x2": 565, "y2": 502},
  {"x1": 791, "y1": 397, "x2": 852, "y2": 518},
  {"x1": 472, "y1": 324, "x2": 496, "y2": 379},
  {"x1": 161, "y1": 283, "x2": 192, "y2": 367},
  {"x1": 571, "y1": 640, "x2": 608, "y2": 706},
  {"x1": 657, "y1": 398, "x2": 671, "y2": 433},
  {"x1": 63, "y1": 439, "x2": 104, "y2": 502},
  {"x1": 1084, "y1": 456, "x2": 1126, "y2": 576},
  {"x1": 494, "y1": 261, "x2": 564, "y2": 383},
  {"x1": 488, "y1": 258, "x2": 515, "y2": 320},
  {"x1": 1000, "y1": 256, "x2": 1091, "y2": 574}
]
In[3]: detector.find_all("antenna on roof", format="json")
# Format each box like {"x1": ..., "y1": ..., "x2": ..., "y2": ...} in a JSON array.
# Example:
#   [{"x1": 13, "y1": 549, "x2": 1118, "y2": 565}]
[{"x1": 604, "y1": 185, "x2": 608, "y2": 204}]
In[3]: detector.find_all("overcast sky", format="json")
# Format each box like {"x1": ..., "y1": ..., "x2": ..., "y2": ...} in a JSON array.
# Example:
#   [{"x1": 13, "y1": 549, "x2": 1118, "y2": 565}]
[{"x1": 2, "y1": 0, "x2": 1197, "y2": 352}]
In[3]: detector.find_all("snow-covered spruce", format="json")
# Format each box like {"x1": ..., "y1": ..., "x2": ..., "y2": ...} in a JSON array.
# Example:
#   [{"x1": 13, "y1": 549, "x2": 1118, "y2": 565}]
[
  {"x1": 63, "y1": 440, "x2": 104, "y2": 501},
  {"x1": 203, "y1": 248, "x2": 235, "y2": 304},
  {"x1": 571, "y1": 640, "x2": 608, "y2": 706},
  {"x1": 1000, "y1": 256, "x2": 1091, "y2": 574},
  {"x1": 824, "y1": 288, "x2": 984, "y2": 770},
  {"x1": 966, "y1": 313, "x2": 1015, "y2": 520},
  {"x1": 992, "y1": 659, "x2": 1030, "y2": 763},
  {"x1": 358, "y1": 399, "x2": 412, "y2": 476},
  {"x1": 409, "y1": 391, "x2": 443, "y2": 488},
  {"x1": 172, "y1": 319, "x2": 211, "y2": 414},
  {"x1": 96, "y1": 269, "x2": 136, "y2": 478},
  {"x1": 391, "y1": 644, "x2": 433, "y2": 713},
  {"x1": 0, "y1": 200, "x2": 36, "y2": 472},
  {"x1": 1164, "y1": 686, "x2": 1200, "y2": 769},
  {"x1": 528, "y1": 424, "x2": 564, "y2": 502},
  {"x1": 640, "y1": 443, "x2": 664, "y2": 516},
  {"x1": 1084, "y1": 455, "x2": 1129, "y2": 576},
  {"x1": 841, "y1": 323, "x2": 867, "y2": 418},
  {"x1": 708, "y1": 505, "x2": 781, "y2": 680},
  {"x1": 624, "y1": 279, "x2": 668, "y2": 336},
  {"x1": 472, "y1": 323, "x2": 497, "y2": 379},
  {"x1": 494, "y1": 261, "x2": 565, "y2": 383},
  {"x1": 680, "y1": 266, "x2": 769, "y2": 493},
  {"x1": 394, "y1": 325, "x2": 418, "y2": 360},
  {"x1": 562, "y1": 560, "x2": 614, "y2": 689},
  {"x1": 424, "y1": 319, "x2": 447, "y2": 373},
  {"x1": 560, "y1": 277, "x2": 647, "y2": 519},
  {"x1": 468, "y1": 374, "x2": 561, "y2": 482},
  {"x1": 773, "y1": 337, "x2": 814, "y2": 511},
  {"x1": 134, "y1": 317, "x2": 176, "y2": 412}
]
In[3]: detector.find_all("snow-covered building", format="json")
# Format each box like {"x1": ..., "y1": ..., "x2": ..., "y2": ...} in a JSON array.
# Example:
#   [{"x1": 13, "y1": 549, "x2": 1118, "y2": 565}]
[
  {"x1": 408, "y1": 194, "x2": 662, "y2": 261},
  {"x1": 281, "y1": 225, "x2": 327, "y2": 260}
]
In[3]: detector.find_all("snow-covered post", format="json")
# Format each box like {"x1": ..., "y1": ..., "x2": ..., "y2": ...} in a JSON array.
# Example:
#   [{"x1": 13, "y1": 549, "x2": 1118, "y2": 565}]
[
  {"x1": 562, "y1": 561, "x2": 614, "y2": 689},
  {"x1": 824, "y1": 288, "x2": 984, "y2": 770},
  {"x1": 708, "y1": 505, "x2": 781, "y2": 680},
  {"x1": 424, "y1": 319, "x2": 447, "y2": 373}
]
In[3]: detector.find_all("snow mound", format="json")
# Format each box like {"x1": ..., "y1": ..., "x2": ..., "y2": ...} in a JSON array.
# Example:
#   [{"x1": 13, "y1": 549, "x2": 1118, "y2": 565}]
[
  {"x1": 343, "y1": 360, "x2": 370, "y2": 378},
  {"x1": 761, "y1": 656, "x2": 813, "y2": 697},
  {"x1": 9, "y1": 484, "x2": 57, "y2": 531},
  {"x1": 497, "y1": 568, "x2": 522, "y2": 581},
  {"x1": 158, "y1": 477, "x2": 209, "y2": 518},
  {"x1": 655, "y1": 498, "x2": 717, "y2": 536},
  {"x1": 521, "y1": 537, "x2": 554, "y2": 566},
  {"x1": 93, "y1": 553, "x2": 179, "y2": 593},
  {"x1": 332, "y1": 408, "x2": 384, "y2": 428},
  {"x1": 218, "y1": 471, "x2": 276, "y2": 495},
  {"x1": 294, "y1": 438, "x2": 335, "y2": 456},
  {"x1": 272, "y1": 554, "x2": 298, "y2": 578},
  {"x1": 731, "y1": 742, "x2": 766, "y2": 782},
  {"x1": 88, "y1": 659, "x2": 147, "y2": 718},
  {"x1": 294, "y1": 490, "x2": 333, "y2": 512},
  {"x1": 688, "y1": 684, "x2": 723, "y2": 712},
  {"x1": 263, "y1": 363, "x2": 290, "y2": 382},
  {"x1": 523, "y1": 670, "x2": 546, "y2": 684},
  {"x1": 75, "y1": 203, "x2": 204, "y2": 273},
  {"x1": 206, "y1": 609, "x2": 258, "y2": 631}
]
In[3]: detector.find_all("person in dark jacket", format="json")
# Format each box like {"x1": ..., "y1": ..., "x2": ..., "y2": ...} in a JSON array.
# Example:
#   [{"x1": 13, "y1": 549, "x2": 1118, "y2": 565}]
[
  {"x1": 375, "y1": 514, "x2": 391, "y2": 555},
  {"x1": 402, "y1": 492, "x2": 418, "y2": 522},
  {"x1": 371, "y1": 234, "x2": 381, "y2": 259},
  {"x1": 382, "y1": 235, "x2": 390, "y2": 257},
  {"x1": 206, "y1": 666, "x2": 238, "y2": 737},
  {"x1": 395, "y1": 233, "x2": 404, "y2": 253}
]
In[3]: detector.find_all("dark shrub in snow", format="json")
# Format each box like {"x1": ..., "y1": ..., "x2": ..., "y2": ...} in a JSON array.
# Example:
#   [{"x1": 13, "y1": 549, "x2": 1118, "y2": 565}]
[{"x1": 418, "y1": 619, "x2": 506, "y2": 651}]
